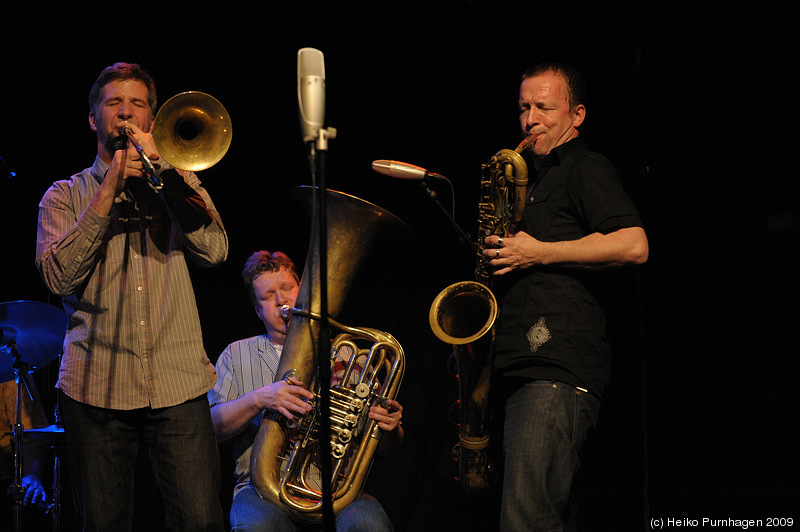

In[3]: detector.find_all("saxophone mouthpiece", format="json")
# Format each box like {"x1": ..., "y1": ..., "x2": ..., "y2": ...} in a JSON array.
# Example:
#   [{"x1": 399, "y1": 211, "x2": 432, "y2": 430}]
[{"x1": 516, "y1": 134, "x2": 538, "y2": 153}]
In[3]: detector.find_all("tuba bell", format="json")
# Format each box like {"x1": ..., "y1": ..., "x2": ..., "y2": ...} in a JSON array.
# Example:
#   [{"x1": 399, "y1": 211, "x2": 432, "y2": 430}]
[
  {"x1": 250, "y1": 186, "x2": 409, "y2": 522},
  {"x1": 428, "y1": 137, "x2": 531, "y2": 491}
]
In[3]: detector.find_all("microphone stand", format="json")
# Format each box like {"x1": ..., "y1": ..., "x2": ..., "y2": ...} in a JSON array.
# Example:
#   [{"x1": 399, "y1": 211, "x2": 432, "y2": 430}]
[
  {"x1": 307, "y1": 127, "x2": 336, "y2": 531},
  {"x1": 418, "y1": 177, "x2": 480, "y2": 256}
]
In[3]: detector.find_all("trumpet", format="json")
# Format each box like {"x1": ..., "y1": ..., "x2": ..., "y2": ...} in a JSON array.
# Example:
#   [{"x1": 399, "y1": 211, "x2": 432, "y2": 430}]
[
  {"x1": 119, "y1": 126, "x2": 162, "y2": 189},
  {"x1": 118, "y1": 91, "x2": 232, "y2": 190}
]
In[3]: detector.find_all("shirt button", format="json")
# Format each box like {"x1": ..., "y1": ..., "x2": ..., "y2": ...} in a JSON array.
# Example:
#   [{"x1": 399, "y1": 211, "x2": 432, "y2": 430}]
[
  {"x1": 139, "y1": 320, "x2": 146, "y2": 327},
  {"x1": 137, "y1": 286, "x2": 143, "y2": 291},
  {"x1": 133, "y1": 254, "x2": 140, "y2": 260}
]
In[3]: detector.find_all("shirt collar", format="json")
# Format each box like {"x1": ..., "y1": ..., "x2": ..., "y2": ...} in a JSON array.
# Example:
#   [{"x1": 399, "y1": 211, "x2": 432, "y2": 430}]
[
  {"x1": 90, "y1": 156, "x2": 109, "y2": 184},
  {"x1": 546, "y1": 136, "x2": 585, "y2": 166},
  {"x1": 534, "y1": 136, "x2": 586, "y2": 177},
  {"x1": 259, "y1": 334, "x2": 282, "y2": 378}
]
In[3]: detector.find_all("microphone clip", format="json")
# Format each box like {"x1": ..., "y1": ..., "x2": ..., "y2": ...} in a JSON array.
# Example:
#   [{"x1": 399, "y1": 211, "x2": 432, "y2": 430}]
[{"x1": 310, "y1": 126, "x2": 338, "y2": 151}]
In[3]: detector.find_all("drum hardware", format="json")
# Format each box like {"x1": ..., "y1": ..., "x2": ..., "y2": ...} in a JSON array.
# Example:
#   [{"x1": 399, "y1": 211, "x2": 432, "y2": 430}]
[{"x1": 1, "y1": 300, "x2": 67, "y2": 532}]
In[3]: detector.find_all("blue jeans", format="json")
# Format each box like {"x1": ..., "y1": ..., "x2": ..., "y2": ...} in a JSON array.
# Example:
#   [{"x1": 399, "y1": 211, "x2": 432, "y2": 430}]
[
  {"x1": 229, "y1": 484, "x2": 393, "y2": 532},
  {"x1": 60, "y1": 393, "x2": 224, "y2": 531},
  {"x1": 500, "y1": 380, "x2": 601, "y2": 532}
]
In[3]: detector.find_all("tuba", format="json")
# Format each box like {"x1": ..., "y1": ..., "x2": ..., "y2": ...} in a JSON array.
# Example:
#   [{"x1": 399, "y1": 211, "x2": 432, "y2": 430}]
[
  {"x1": 428, "y1": 136, "x2": 532, "y2": 491},
  {"x1": 251, "y1": 186, "x2": 408, "y2": 522}
]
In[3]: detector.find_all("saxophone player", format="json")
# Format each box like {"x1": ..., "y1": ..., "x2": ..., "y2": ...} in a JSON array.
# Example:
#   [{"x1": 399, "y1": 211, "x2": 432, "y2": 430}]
[
  {"x1": 482, "y1": 63, "x2": 649, "y2": 531},
  {"x1": 208, "y1": 250, "x2": 403, "y2": 531}
]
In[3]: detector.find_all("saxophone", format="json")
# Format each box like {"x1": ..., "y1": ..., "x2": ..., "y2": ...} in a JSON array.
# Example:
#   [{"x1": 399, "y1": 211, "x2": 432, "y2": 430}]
[
  {"x1": 428, "y1": 137, "x2": 532, "y2": 491},
  {"x1": 250, "y1": 186, "x2": 408, "y2": 522}
]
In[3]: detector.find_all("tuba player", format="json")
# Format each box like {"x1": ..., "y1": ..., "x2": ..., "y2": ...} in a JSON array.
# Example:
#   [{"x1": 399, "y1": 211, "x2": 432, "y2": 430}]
[{"x1": 208, "y1": 250, "x2": 403, "y2": 531}]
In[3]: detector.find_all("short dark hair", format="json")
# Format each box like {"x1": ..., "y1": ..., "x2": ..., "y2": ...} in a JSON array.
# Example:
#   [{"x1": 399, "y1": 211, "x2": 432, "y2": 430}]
[
  {"x1": 88, "y1": 62, "x2": 157, "y2": 115},
  {"x1": 242, "y1": 251, "x2": 299, "y2": 305},
  {"x1": 522, "y1": 63, "x2": 587, "y2": 111}
]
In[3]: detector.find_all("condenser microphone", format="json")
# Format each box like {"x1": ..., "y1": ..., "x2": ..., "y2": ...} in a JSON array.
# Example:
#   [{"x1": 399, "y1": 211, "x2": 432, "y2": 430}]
[
  {"x1": 371, "y1": 160, "x2": 446, "y2": 181},
  {"x1": 297, "y1": 48, "x2": 326, "y2": 142}
]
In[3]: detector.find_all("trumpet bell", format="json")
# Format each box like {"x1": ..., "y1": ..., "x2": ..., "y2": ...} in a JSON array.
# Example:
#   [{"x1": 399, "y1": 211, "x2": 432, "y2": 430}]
[{"x1": 153, "y1": 91, "x2": 232, "y2": 172}]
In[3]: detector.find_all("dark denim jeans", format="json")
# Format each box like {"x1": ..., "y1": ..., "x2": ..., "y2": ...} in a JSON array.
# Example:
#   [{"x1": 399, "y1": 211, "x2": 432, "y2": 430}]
[
  {"x1": 500, "y1": 380, "x2": 601, "y2": 532},
  {"x1": 60, "y1": 393, "x2": 224, "y2": 531},
  {"x1": 229, "y1": 484, "x2": 393, "y2": 532}
]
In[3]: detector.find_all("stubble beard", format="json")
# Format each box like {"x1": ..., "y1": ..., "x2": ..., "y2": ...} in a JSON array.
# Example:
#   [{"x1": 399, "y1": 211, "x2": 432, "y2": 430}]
[{"x1": 104, "y1": 131, "x2": 128, "y2": 153}]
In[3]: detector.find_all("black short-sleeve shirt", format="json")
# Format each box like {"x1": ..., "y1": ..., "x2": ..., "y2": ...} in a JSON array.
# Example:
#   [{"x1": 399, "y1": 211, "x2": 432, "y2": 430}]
[{"x1": 492, "y1": 137, "x2": 643, "y2": 399}]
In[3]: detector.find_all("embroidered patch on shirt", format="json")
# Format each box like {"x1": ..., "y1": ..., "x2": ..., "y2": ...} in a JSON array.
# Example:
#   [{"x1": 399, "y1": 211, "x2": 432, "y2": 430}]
[{"x1": 527, "y1": 317, "x2": 552, "y2": 352}]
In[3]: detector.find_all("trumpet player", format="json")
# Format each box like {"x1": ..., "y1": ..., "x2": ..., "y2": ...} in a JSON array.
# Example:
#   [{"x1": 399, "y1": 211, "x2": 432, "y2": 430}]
[
  {"x1": 35, "y1": 62, "x2": 228, "y2": 531},
  {"x1": 208, "y1": 250, "x2": 402, "y2": 531},
  {"x1": 482, "y1": 63, "x2": 649, "y2": 531}
]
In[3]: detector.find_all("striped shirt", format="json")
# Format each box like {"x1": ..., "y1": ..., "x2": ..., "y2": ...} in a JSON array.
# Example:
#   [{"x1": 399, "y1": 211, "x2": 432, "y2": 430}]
[
  {"x1": 208, "y1": 334, "x2": 281, "y2": 496},
  {"x1": 36, "y1": 156, "x2": 228, "y2": 410}
]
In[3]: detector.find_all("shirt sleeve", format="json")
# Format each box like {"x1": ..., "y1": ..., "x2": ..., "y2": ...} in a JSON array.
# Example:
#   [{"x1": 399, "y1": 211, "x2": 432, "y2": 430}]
[
  {"x1": 35, "y1": 180, "x2": 112, "y2": 297},
  {"x1": 571, "y1": 153, "x2": 644, "y2": 234},
  {"x1": 208, "y1": 344, "x2": 238, "y2": 407},
  {"x1": 169, "y1": 170, "x2": 229, "y2": 268}
]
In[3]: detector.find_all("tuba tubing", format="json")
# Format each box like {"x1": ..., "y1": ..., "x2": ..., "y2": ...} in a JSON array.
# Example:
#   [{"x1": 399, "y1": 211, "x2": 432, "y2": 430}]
[{"x1": 250, "y1": 186, "x2": 409, "y2": 522}]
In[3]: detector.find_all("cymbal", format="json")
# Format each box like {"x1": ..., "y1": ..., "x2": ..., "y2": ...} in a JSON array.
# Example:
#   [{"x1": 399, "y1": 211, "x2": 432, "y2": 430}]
[
  {"x1": 6, "y1": 424, "x2": 66, "y2": 445},
  {"x1": 1, "y1": 300, "x2": 67, "y2": 383}
]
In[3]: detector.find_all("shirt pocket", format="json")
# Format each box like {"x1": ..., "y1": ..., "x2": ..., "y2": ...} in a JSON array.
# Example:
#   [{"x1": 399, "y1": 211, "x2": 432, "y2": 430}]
[{"x1": 520, "y1": 188, "x2": 559, "y2": 238}]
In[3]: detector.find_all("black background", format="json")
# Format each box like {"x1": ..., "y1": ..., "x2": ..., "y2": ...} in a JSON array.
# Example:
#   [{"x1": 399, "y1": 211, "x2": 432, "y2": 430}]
[{"x1": 2, "y1": 2, "x2": 797, "y2": 530}]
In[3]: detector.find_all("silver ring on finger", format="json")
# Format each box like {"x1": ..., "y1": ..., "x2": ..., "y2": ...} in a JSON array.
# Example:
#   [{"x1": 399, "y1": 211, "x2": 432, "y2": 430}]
[
  {"x1": 495, "y1": 249, "x2": 501, "y2": 258},
  {"x1": 498, "y1": 237, "x2": 504, "y2": 246}
]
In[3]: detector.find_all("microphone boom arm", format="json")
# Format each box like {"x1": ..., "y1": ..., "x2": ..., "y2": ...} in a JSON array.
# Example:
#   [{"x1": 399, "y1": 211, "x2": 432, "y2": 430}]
[{"x1": 372, "y1": 160, "x2": 479, "y2": 255}]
